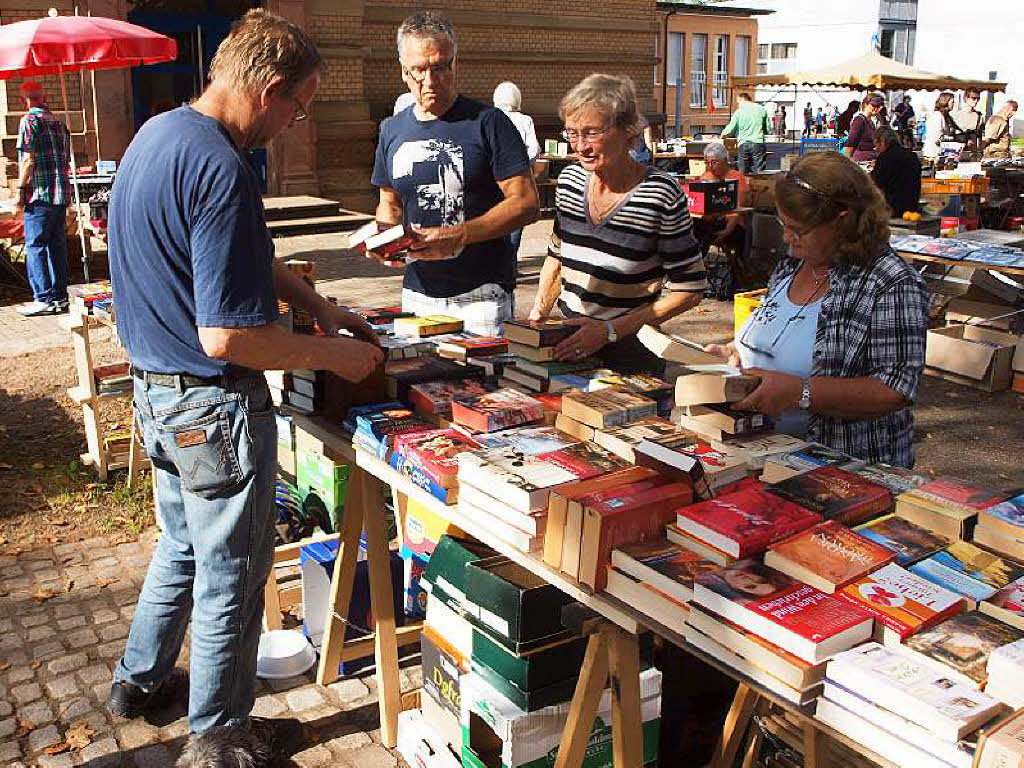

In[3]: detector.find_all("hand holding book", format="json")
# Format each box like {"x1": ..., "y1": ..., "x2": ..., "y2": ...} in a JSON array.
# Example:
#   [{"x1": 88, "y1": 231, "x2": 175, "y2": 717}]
[
  {"x1": 407, "y1": 223, "x2": 469, "y2": 261},
  {"x1": 733, "y1": 368, "x2": 798, "y2": 419},
  {"x1": 315, "y1": 303, "x2": 380, "y2": 347}
]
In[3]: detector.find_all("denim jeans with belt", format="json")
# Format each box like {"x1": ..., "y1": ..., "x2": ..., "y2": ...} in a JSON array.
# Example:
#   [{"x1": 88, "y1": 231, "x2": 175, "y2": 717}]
[
  {"x1": 23, "y1": 201, "x2": 68, "y2": 304},
  {"x1": 114, "y1": 370, "x2": 276, "y2": 733}
]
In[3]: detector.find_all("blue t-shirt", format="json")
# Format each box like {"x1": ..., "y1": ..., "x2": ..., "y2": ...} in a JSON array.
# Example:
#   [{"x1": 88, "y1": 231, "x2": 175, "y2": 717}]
[
  {"x1": 736, "y1": 274, "x2": 823, "y2": 438},
  {"x1": 371, "y1": 95, "x2": 529, "y2": 298},
  {"x1": 108, "y1": 107, "x2": 278, "y2": 378}
]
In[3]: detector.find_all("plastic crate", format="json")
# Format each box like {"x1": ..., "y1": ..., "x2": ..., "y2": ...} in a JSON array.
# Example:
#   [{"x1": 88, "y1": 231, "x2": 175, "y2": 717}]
[
  {"x1": 800, "y1": 137, "x2": 843, "y2": 155},
  {"x1": 921, "y1": 177, "x2": 989, "y2": 195}
]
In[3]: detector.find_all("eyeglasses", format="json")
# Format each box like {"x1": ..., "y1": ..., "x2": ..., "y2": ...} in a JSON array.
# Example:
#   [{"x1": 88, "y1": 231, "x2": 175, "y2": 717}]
[
  {"x1": 402, "y1": 58, "x2": 455, "y2": 83},
  {"x1": 774, "y1": 215, "x2": 816, "y2": 243},
  {"x1": 561, "y1": 126, "x2": 611, "y2": 144},
  {"x1": 292, "y1": 99, "x2": 309, "y2": 123}
]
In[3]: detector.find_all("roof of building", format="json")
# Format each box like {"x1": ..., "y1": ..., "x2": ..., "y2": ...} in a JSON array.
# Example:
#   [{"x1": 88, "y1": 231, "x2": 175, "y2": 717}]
[{"x1": 656, "y1": 1, "x2": 774, "y2": 15}]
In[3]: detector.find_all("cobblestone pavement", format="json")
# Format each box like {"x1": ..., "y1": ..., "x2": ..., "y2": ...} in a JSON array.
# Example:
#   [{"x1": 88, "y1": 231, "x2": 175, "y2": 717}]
[{"x1": 0, "y1": 530, "x2": 418, "y2": 767}]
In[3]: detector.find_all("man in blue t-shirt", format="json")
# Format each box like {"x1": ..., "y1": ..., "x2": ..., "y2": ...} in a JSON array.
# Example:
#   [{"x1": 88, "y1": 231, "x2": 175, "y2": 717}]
[
  {"x1": 369, "y1": 11, "x2": 539, "y2": 335},
  {"x1": 105, "y1": 10, "x2": 382, "y2": 759}
]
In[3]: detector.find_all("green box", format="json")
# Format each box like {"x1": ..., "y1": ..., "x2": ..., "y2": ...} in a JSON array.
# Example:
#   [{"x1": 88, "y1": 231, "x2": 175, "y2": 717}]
[
  {"x1": 471, "y1": 629, "x2": 587, "y2": 694},
  {"x1": 464, "y1": 558, "x2": 576, "y2": 654},
  {"x1": 296, "y1": 449, "x2": 349, "y2": 531},
  {"x1": 470, "y1": 658, "x2": 578, "y2": 712},
  {"x1": 423, "y1": 535, "x2": 500, "y2": 614}
]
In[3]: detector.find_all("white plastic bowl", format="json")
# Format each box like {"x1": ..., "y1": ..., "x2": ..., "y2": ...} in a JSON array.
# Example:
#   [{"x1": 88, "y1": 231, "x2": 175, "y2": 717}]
[{"x1": 256, "y1": 630, "x2": 317, "y2": 680}]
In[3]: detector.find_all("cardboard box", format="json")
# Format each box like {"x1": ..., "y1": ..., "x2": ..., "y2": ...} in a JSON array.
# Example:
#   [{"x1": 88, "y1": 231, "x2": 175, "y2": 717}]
[
  {"x1": 423, "y1": 687, "x2": 464, "y2": 756},
  {"x1": 681, "y1": 179, "x2": 739, "y2": 216},
  {"x1": 398, "y1": 709, "x2": 463, "y2": 768},
  {"x1": 464, "y1": 558, "x2": 577, "y2": 653},
  {"x1": 461, "y1": 669, "x2": 662, "y2": 768},
  {"x1": 296, "y1": 449, "x2": 349, "y2": 526},
  {"x1": 472, "y1": 658, "x2": 579, "y2": 712},
  {"x1": 925, "y1": 324, "x2": 1020, "y2": 392},
  {"x1": 402, "y1": 499, "x2": 466, "y2": 560},
  {"x1": 472, "y1": 629, "x2": 587, "y2": 698},
  {"x1": 423, "y1": 535, "x2": 500, "y2": 615},
  {"x1": 945, "y1": 298, "x2": 1020, "y2": 333}
]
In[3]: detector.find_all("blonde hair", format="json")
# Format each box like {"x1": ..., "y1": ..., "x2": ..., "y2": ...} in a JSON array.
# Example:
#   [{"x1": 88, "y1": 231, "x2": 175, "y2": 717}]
[
  {"x1": 559, "y1": 74, "x2": 640, "y2": 136},
  {"x1": 208, "y1": 9, "x2": 325, "y2": 97},
  {"x1": 774, "y1": 152, "x2": 891, "y2": 268}
]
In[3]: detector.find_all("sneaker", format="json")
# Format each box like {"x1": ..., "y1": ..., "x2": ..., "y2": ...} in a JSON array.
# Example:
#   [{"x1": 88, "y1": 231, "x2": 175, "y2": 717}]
[
  {"x1": 16, "y1": 301, "x2": 57, "y2": 317},
  {"x1": 106, "y1": 668, "x2": 189, "y2": 719},
  {"x1": 53, "y1": 299, "x2": 69, "y2": 314}
]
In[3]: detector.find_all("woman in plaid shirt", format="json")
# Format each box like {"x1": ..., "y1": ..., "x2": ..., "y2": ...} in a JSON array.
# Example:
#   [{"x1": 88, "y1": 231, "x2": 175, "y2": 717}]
[{"x1": 707, "y1": 152, "x2": 929, "y2": 467}]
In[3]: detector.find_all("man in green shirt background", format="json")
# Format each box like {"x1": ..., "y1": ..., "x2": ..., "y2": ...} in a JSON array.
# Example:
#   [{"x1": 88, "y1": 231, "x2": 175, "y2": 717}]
[{"x1": 721, "y1": 92, "x2": 770, "y2": 173}]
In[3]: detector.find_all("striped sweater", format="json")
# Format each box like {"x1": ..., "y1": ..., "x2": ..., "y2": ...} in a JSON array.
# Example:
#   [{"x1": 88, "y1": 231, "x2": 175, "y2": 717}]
[{"x1": 550, "y1": 164, "x2": 706, "y2": 320}]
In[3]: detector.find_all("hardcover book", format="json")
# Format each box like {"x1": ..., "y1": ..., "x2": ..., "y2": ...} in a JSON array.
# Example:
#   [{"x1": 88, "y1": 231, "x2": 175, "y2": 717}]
[
  {"x1": 348, "y1": 221, "x2": 422, "y2": 257},
  {"x1": 909, "y1": 541, "x2": 1024, "y2": 605},
  {"x1": 385, "y1": 355, "x2": 482, "y2": 400},
  {"x1": 904, "y1": 610, "x2": 1024, "y2": 687},
  {"x1": 578, "y1": 482, "x2": 693, "y2": 590},
  {"x1": 560, "y1": 388, "x2": 657, "y2": 429},
  {"x1": 854, "y1": 514, "x2": 951, "y2": 566},
  {"x1": 457, "y1": 442, "x2": 626, "y2": 512},
  {"x1": 675, "y1": 486, "x2": 821, "y2": 558},
  {"x1": 408, "y1": 378, "x2": 490, "y2": 417},
  {"x1": 503, "y1": 319, "x2": 576, "y2": 347},
  {"x1": 692, "y1": 560, "x2": 874, "y2": 664},
  {"x1": 515, "y1": 358, "x2": 600, "y2": 379},
  {"x1": 450, "y1": 388, "x2": 545, "y2": 433},
  {"x1": 611, "y1": 537, "x2": 719, "y2": 602},
  {"x1": 837, "y1": 562, "x2": 966, "y2": 642},
  {"x1": 764, "y1": 521, "x2": 896, "y2": 593},
  {"x1": 852, "y1": 462, "x2": 930, "y2": 496},
  {"x1": 392, "y1": 314, "x2": 464, "y2": 338},
  {"x1": 765, "y1": 466, "x2": 893, "y2": 526},
  {"x1": 896, "y1": 478, "x2": 1007, "y2": 538}
]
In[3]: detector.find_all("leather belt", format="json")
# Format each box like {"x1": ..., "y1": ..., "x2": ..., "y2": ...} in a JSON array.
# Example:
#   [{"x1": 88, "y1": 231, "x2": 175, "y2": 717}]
[{"x1": 132, "y1": 367, "x2": 224, "y2": 389}]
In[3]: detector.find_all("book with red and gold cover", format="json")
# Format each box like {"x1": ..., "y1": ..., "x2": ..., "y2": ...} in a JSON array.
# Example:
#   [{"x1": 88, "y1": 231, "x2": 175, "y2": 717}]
[
  {"x1": 409, "y1": 379, "x2": 491, "y2": 417},
  {"x1": 437, "y1": 335, "x2": 509, "y2": 360},
  {"x1": 579, "y1": 482, "x2": 694, "y2": 591},
  {"x1": 391, "y1": 429, "x2": 481, "y2": 488},
  {"x1": 392, "y1": 314, "x2": 464, "y2": 338},
  {"x1": 765, "y1": 466, "x2": 893, "y2": 526},
  {"x1": 675, "y1": 486, "x2": 822, "y2": 558},
  {"x1": 836, "y1": 562, "x2": 966, "y2": 642},
  {"x1": 692, "y1": 560, "x2": 874, "y2": 664},
  {"x1": 764, "y1": 521, "x2": 896, "y2": 593},
  {"x1": 450, "y1": 388, "x2": 545, "y2": 433},
  {"x1": 902, "y1": 477, "x2": 1007, "y2": 515}
]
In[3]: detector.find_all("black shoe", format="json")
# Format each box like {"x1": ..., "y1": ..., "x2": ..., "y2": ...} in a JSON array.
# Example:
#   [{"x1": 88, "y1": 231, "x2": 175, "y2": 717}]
[{"x1": 106, "y1": 668, "x2": 188, "y2": 719}]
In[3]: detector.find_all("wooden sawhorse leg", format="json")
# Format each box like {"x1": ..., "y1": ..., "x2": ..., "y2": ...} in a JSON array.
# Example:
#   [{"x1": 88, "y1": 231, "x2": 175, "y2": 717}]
[
  {"x1": 711, "y1": 683, "x2": 761, "y2": 768},
  {"x1": 315, "y1": 463, "x2": 402, "y2": 748},
  {"x1": 554, "y1": 620, "x2": 644, "y2": 768}
]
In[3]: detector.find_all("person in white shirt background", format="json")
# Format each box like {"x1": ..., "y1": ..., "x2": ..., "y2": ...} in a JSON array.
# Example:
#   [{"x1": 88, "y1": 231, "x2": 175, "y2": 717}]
[
  {"x1": 923, "y1": 92, "x2": 955, "y2": 161},
  {"x1": 493, "y1": 81, "x2": 540, "y2": 258}
]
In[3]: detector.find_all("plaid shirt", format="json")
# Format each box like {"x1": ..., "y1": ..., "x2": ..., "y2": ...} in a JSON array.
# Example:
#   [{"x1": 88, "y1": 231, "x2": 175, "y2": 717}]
[
  {"x1": 17, "y1": 107, "x2": 71, "y2": 206},
  {"x1": 767, "y1": 247, "x2": 929, "y2": 467}
]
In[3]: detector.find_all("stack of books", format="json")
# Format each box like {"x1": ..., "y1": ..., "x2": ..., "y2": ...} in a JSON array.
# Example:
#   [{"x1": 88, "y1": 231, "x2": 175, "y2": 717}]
[
  {"x1": 669, "y1": 483, "x2": 821, "y2": 565},
  {"x1": 408, "y1": 378, "x2": 491, "y2": 423},
  {"x1": 974, "y1": 492, "x2": 1024, "y2": 561},
  {"x1": 389, "y1": 428, "x2": 481, "y2": 505},
  {"x1": 591, "y1": 416, "x2": 697, "y2": 463},
  {"x1": 985, "y1": 638, "x2": 1024, "y2": 707},
  {"x1": 894, "y1": 477, "x2": 1007, "y2": 539},
  {"x1": 765, "y1": 466, "x2": 894, "y2": 526},
  {"x1": 456, "y1": 442, "x2": 627, "y2": 553},
  {"x1": 976, "y1": 708, "x2": 1024, "y2": 768},
  {"x1": 435, "y1": 333, "x2": 508, "y2": 362},
  {"x1": 348, "y1": 221, "x2": 422, "y2": 259},
  {"x1": 500, "y1": 358, "x2": 597, "y2": 393},
  {"x1": 385, "y1": 355, "x2": 484, "y2": 401},
  {"x1": 94, "y1": 362, "x2": 131, "y2": 396},
  {"x1": 502, "y1": 319, "x2": 577, "y2": 363},
  {"x1": 393, "y1": 314, "x2": 464, "y2": 338},
  {"x1": 281, "y1": 369, "x2": 322, "y2": 413},
  {"x1": 450, "y1": 388, "x2": 545, "y2": 433},
  {"x1": 350, "y1": 405, "x2": 432, "y2": 461},
  {"x1": 909, "y1": 540, "x2": 1024, "y2": 608},
  {"x1": 980, "y1": 575, "x2": 1024, "y2": 631},
  {"x1": 556, "y1": 388, "x2": 658, "y2": 438},
  {"x1": 685, "y1": 559, "x2": 874, "y2": 705},
  {"x1": 764, "y1": 521, "x2": 896, "y2": 594},
  {"x1": 379, "y1": 335, "x2": 434, "y2": 360},
  {"x1": 817, "y1": 643, "x2": 1000, "y2": 768},
  {"x1": 709, "y1": 432, "x2": 808, "y2": 471}
]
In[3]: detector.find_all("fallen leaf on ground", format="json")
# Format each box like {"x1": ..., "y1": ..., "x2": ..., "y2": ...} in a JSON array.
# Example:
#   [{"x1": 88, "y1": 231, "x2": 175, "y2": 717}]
[
  {"x1": 96, "y1": 578, "x2": 118, "y2": 588},
  {"x1": 32, "y1": 588, "x2": 57, "y2": 603},
  {"x1": 31, "y1": 661, "x2": 42, "y2": 669},
  {"x1": 15, "y1": 720, "x2": 33, "y2": 737},
  {"x1": 0, "y1": 662, "x2": 10, "y2": 671},
  {"x1": 44, "y1": 742, "x2": 71, "y2": 755},
  {"x1": 65, "y1": 721, "x2": 95, "y2": 749},
  {"x1": 31, "y1": 462, "x2": 44, "y2": 469}
]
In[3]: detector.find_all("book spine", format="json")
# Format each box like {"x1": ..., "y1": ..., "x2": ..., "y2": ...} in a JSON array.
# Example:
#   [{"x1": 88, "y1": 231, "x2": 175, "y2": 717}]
[{"x1": 389, "y1": 453, "x2": 454, "y2": 504}]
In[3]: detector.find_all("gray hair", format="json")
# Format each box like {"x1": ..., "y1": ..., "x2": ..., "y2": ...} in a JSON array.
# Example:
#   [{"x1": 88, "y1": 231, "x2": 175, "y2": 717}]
[
  {"x1": 704, "y1": 142, "x2": 729, "y2": 161},
  {"x1": 874, "y1": 126, "x2": 899, "y2": 147},
  {"x1": 396, "y1": 11, "x2": 457, "y2": 55},
  {"x1": 493, "y1": 82, "x2": 522, "y2": 112},
  {"x1": 559, "y1": 73, "x2": 640, "y2": 135}
]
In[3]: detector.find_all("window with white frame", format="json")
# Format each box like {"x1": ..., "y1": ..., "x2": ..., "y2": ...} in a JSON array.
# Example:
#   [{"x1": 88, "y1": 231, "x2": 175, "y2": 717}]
[
  {"x1": 713, "y1": 35, "x2": 730, "y2": 108},
  {"x1": 734, "y1": 35, "x2": 751, "y2": 78},
  {"x1": 690, "y1": 33, "x2": 707, "y2": 108}
]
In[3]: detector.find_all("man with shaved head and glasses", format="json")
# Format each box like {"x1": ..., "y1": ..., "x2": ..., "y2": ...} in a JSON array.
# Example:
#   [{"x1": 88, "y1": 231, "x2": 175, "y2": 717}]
[
  {"x1": 368, "y1": 11, "x2": 539, "y2": 335},
  {"x1": 705, "y1": 152, "x2": 928, "y2": 468}
]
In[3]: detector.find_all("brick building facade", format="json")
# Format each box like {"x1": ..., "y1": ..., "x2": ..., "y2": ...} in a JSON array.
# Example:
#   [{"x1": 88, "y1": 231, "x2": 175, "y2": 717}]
[{"x1": 0, "y1": 0, "x2": 659, "y2": 211}]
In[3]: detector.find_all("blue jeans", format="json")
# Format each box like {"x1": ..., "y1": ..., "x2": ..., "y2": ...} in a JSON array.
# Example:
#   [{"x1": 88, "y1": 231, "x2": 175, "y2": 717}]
[
  {"x1": 509, "y1": 228, "x2": 523, "y2": 260},
  {"x1": 23, "y1": 201, "x2": 68, "y2": 304},
  {"x1": 737, "y1": 142, "x2": 767, "y2": 174},
  {"x1": 115, "y1": 371, "x2": 276, "y2": 733}
]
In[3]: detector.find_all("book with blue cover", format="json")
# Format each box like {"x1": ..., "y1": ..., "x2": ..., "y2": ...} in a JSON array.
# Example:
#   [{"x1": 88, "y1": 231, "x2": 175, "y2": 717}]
[{"x1": 910, "y1": 541, "x2": 1024, "y2": 606}]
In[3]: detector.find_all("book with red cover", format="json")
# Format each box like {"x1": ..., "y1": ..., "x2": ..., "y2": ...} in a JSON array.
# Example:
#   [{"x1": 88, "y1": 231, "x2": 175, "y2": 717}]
[
  {"x1": 437, "y1": 335, "x2": 509, "y2": 360},
  {"x1": 765, "y1": 466, "x2": 893, "y2": 526},
  {"x1": 349, "y1": 221, "x2": 421, "y2": 257},
  {"x1": 352, "y1": 306, "x2": 414, "y2": 326},
  {"x1": 675, "y1": 486, "x2": 822, "y2": 558},
  {"x1": 579, "y1": 482, "x2": 694, "y2": 591},
  {"x1": 94, "y1": 361, "x2": 130, "y2": 380},
  {"x1": 764, "y1": 520, "x2": 897, "y2": 593},
  {"x1": 903, "y1": 477, "x2": 1008, "y2": 515},
  {"x1": 692, "y1": 560, "x2": 874, "y2": 664},
  {"x1": 836, "y1": 562, "x2": 966, "y2": 642},
  {"x1": 409, "y1": 379, "x2": 490, "y2": 417},
  {"x1": 391, "y1": 429, "x2": 481, "y2": 488},
  {"x1": 450, "y1": 388, "x2": 545, "y2": 433}
]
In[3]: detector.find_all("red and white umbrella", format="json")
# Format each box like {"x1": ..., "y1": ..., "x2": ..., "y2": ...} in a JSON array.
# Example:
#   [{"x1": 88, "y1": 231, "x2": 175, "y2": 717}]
[{"x1": 0, "y1": 12, "x2": 177, "y2": 278}]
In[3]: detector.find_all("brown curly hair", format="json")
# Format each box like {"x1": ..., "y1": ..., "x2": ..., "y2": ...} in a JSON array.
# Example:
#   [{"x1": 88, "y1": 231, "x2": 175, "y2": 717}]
[{"x1": 774, "y1": 152, "x2": 891, "y2": 269}]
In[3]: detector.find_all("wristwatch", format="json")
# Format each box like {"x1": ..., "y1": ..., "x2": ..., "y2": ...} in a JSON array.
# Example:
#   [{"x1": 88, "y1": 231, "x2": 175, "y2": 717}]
[
  {"x1": 604, "y1": 320, "x2": 617, "y2": 344},
  {"x1": 799, "y1": 378, "x2": 812, "y2": 410}
]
